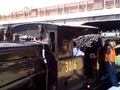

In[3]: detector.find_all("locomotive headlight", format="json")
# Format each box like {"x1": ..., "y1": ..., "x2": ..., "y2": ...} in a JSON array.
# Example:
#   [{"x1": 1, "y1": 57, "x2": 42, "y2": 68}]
[{"x1": 87, "y1": 84, "x2": 91, "y2": 88}]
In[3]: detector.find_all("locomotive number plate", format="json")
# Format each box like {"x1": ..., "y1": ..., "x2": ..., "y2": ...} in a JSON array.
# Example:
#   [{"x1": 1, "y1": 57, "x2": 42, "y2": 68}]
[{"x1": 65, "y1": 61, "x2": 77, "y2": 72}]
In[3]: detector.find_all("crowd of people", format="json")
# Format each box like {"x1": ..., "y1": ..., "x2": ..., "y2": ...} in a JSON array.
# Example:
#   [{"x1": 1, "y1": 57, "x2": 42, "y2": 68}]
[
  {"x1": 73, "y1": 36, "x2": 120, "y2": 87},
  {"x1": 97, "y1": 38, "x2": 119, "y2": 87}
]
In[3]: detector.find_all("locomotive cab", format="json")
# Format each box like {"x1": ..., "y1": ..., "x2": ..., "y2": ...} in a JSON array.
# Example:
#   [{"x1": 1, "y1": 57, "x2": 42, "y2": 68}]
[{"x1": 40, "y1": 23, "x2": 99, "y2": 90}]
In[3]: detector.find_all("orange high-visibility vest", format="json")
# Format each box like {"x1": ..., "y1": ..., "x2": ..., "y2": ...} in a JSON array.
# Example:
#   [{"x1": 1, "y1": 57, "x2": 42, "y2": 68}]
[{"x1": 105, "y1": 46, "x2": 116, "y2": 62}]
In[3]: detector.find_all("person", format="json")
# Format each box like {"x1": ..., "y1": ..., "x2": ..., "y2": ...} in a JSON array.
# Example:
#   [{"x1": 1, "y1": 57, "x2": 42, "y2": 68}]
[
  {"x1": 97, "y1": 38, "x2": 106, "y2": 81},
  {"x1": 73, "y1": 41, "x2": 84, "y2": 56},
  {"x1": 105, "y1": 40, "x2": 119, "y2": 87}
]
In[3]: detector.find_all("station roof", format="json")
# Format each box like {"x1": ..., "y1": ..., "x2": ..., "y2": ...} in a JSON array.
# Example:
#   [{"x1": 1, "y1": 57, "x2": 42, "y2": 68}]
[
  {"x1": 82, "y1": 20, "x2": 120, "y2": 31},
  {"x1": 6, "y1": 22, "x2": 99, "y2": 31}
]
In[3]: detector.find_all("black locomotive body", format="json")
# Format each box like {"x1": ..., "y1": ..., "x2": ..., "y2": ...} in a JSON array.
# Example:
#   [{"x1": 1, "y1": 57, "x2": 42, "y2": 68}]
[{"x1": 0, "y1": 23, "x2": 99, "y2": 90}]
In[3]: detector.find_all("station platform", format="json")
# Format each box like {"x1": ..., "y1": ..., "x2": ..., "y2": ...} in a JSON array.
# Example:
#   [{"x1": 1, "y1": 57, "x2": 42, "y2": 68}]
[
  {"x1": 108, "y1": 82, "x2": 120, "y2": 90},
  {"x1": 108, "y1": 86, "x2": 120, "y2": 90}
]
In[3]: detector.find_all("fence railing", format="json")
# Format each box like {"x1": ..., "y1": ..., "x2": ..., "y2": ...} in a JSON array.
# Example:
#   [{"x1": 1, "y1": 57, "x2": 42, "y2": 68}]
[{"x1": 0, "y1": 0, "x2": 120, "y2": 22}]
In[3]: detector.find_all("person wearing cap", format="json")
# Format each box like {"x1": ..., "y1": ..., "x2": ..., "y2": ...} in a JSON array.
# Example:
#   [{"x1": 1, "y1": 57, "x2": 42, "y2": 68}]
[{"x1": 105, "y1": 40, "x2": 119, "y2": 87}]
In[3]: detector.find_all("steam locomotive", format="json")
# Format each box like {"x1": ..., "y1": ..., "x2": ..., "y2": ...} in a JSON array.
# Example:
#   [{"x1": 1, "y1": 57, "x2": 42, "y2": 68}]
[{"x1": 0, "y1": 22, "x2": 99, "y2": 90}]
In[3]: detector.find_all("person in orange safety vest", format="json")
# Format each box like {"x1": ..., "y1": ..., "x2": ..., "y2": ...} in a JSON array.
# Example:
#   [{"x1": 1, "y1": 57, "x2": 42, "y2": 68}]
[{"x1": 105, "y1": 40, "x2": 119, "y2": 87}]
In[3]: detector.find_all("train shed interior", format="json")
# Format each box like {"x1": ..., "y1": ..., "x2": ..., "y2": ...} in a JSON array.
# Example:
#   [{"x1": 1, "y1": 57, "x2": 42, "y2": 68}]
[{"x1": 83, "y1": 20, "x2": 120, "y2": 31}]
